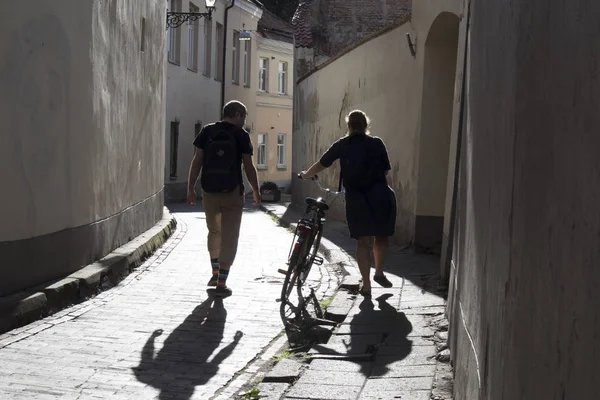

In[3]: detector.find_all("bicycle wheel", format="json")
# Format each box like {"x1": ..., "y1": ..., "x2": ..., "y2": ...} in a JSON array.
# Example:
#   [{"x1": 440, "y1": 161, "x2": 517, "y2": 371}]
[
  {"x1": 298, "y1": 229, "x2": 323, "y2": 285},
  {"x1": 279, "y1": 232, "x2": 312, "y2": 324}
]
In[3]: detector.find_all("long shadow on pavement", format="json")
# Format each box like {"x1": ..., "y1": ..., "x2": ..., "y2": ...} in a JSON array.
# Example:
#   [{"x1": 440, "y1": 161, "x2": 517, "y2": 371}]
[
  {"x1": 310, "y1": 293, "x2": 413, "y2": 376},
  {"x1": 133, "y1": 298, "x2": 242, "y2": 400}
]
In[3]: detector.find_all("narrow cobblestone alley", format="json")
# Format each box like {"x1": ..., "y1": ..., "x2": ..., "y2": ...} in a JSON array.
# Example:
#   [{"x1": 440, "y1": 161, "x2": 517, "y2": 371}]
[{"x1": 0, "y1": 202, "x2": 330, "y2": 400}]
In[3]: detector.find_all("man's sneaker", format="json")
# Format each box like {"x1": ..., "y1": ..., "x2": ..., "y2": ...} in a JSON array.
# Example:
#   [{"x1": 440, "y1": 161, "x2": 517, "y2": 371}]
[
  {"x1": 207, "y1": 276, "x2": 218, "y2": 287},
  {"x1": 214, "y1": 286, "x2": 232, "y2": 298}
]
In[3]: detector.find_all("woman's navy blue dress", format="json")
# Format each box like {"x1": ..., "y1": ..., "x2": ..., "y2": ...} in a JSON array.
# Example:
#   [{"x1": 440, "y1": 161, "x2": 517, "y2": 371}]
[{"x1": 319, "y1": 135, "x2": 397, "y2": 239}]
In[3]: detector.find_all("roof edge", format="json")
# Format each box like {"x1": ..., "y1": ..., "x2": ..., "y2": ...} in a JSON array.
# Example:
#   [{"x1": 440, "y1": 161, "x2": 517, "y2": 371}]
[{"x1": 296, "y1": 14, "x2": 412, "y2": 84}]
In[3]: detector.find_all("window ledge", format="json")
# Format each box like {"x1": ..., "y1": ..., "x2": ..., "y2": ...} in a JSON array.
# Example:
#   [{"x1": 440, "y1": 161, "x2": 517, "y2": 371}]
[
  {"x1": 203, "y1": 72, "x2": 211, "y2": 78},
  {"x1": 188, "y1": 67, "x2": 198, "y2": 73},
  {"x1": 169, "y1": 176, "x2": 178, "y2": 181},
  {"x1": 168, "y1": 59, "x2": 180, "y2": 66},
  {"x1": 257, "y1": 165, "x2": 268, "y2": 170},
  {"x1": 277, "y1": 165, "x2": 287, "y2": 171}
]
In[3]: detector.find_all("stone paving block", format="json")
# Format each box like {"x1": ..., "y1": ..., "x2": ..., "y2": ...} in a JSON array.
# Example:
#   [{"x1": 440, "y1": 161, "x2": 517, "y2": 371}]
[
  {"x1": 285, "y1": 383, "x2": 360, "y2": 400},
  {"x1": 296, "y1": 369, "x2": 367, "y2": 387},
  {"x1": 370, "y1": 363, "x2": 436, "y2": 379},
  {"x1": 362, "y1": 376, "x2": 434, "y2": 392},
  {"x1": 309, "y1": 358, "x2": 373, "y2": 373},
  {"x1": 340, "y1": 276, "x2": 361, "y2": 290},
  {"x1": 68, "y1": 263, "x2": 110, "y2": 299},
  {"x1": 324, "y1": 306, "x2": 350, "y2": 323},
  {"x1": 263, "y1": 358, "x2": 304, "y2": 383},
  {"x1": 336, "y1": 323, "x2": 396, "y2": 336},
  {"x1": 375, "y1": 346, "x2": 437, "y2": 367},
  {"x1": 358, "y1": 390, "x2": 431, "y2": 400},
  {"x1": 311, "y1": 334, "x2": 382, "y2": 356},
  {"x1": 43, "y1": 278, "x2": 80, "y2": 312},
  {"x1": 0, "y1": 292, "x2": 48, "y2": 334},
  {"x1": 256, "y1": 382, "x2": 290, "y2": 399}
]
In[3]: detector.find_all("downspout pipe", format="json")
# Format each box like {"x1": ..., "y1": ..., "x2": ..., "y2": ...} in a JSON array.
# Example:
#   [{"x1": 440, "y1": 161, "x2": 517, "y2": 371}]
[
  {"x1": 444, "y1": 0, "x2": 471, "y2": 283},
  {"x1": 220, "y1": 0, "x2": 236, "y2": 115}
]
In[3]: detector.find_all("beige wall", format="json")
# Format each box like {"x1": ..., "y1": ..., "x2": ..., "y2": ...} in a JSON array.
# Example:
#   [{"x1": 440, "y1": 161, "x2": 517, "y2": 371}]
[
  {"x1": 165, "y1": 0, "x2": 221, "y2": 199},
  {"x1": 449, "y1": 0, "x2": 600, "y2": 398},
  {"x1": 224, "y1": 1, "x2": 261, "y2": 121},
  {"x1": 254, "y1": 37, "x2": 294, "y2": 189},
  {"x1": 293, "y1": 0, "x2": 462, "y2": 244},
  {"x1": 0, "y1": 0, "x2": 166, "y2": 295}
]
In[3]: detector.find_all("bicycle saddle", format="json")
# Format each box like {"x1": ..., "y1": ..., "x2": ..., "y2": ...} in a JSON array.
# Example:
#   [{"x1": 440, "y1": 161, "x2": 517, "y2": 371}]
[{"x1": 305, "y1": 197, "x2": 329, "y2": 211}]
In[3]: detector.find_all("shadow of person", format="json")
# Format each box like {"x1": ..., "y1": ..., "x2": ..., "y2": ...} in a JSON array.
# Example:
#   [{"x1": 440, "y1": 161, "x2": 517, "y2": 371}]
[
  {"x1": 311, "y1": 293, "x2": 412, "y2": 377},
  {"x1": 133, "y1": 298, "x2": 243, "y2": 400}
]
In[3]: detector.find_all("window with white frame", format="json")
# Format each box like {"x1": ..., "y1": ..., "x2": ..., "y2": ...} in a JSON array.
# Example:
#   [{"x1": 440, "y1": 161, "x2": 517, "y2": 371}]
[
  {"x1": 259, "y1": 57, "x2": 269, "y2": 92},
  {"x1": 203, "y1": 17, "x2": 212, "y2": 76},
  {"x1": 277, "y1": 134, "x2": 286, "y2": 168},
  {"x1": 257, "y1": 133, "x2": 267, "y2": 168},
  {"x1": 187, "y1": 3, "x2": 199, "y2": 71},
  {"x1": 243, "y1": 40, "x2": 251, "y2": 87},
  {"x1": 232, "y1": 31, "x2": 240, "y2": 84},
  {"x1": 167, "y1": 0, "x2": 181, "y2": 63},
  {"x1": 278, "y1": 61, "x2": 288, "y2": 94}
]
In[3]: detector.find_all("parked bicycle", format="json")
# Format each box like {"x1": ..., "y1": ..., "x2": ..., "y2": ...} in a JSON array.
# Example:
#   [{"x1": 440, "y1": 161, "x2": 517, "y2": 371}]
[{"x1": 279, "y1": 174, "x2": 344, "y2": 329}]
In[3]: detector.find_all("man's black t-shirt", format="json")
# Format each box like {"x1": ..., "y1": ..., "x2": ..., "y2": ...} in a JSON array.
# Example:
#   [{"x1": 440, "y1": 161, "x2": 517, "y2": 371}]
[{"x1": 193, "y1": 121, "x2": 253, "y2": 193}]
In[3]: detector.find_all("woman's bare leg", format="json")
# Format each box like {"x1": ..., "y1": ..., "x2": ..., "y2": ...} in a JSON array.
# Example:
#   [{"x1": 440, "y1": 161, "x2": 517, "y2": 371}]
[
  {"x1": 356, "y1": 236, "x2": 373, "y2": 291},
  {"x1": 373, "y1": 236, "x2": 389, "y2": 276}
]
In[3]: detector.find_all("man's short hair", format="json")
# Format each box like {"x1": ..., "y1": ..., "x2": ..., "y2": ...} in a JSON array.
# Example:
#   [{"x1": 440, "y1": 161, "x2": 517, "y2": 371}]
[{"x1": 223, "y1": 100, "x2": 247, "y2": 119}]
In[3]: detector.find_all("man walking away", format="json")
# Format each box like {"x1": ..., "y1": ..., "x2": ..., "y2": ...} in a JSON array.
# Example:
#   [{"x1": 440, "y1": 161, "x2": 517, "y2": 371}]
[{"x1": 187, "y1": 100, "x2": 261, "y2": 298}]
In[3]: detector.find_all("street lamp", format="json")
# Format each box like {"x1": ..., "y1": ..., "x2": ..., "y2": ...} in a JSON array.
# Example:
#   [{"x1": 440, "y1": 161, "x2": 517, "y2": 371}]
[
  {"x1": 239, "y1": 30, "x2": 252, "y2": 41},
  {"x1": 166, "y1": 0, "x2": 216, "y2": 29}
]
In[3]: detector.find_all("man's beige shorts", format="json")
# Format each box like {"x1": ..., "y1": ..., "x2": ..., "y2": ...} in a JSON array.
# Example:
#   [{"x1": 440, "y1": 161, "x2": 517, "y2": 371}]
[{"x1": 201, "y1": 187, "x2": 244, "y2": 266}]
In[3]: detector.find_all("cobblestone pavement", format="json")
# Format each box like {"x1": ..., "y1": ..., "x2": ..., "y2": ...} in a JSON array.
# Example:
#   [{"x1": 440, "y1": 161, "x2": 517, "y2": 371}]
[
  {"x1": 254, "y1": 201, "x2": 454, "y2": 400},
  {"x1": 0, "y1": 202, "x2": 340, "y2": 400}
]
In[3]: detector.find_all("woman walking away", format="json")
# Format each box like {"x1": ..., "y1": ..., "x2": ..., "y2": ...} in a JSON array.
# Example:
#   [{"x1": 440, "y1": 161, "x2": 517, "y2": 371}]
[{"x1": 300, "y1": 110, "x2": 397, "y2": 296}]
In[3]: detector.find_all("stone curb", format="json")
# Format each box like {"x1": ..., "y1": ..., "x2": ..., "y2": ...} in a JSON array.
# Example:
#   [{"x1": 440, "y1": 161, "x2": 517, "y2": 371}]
[{"x1": 0, "y1": 207, "x2": 177, "y2": 335}]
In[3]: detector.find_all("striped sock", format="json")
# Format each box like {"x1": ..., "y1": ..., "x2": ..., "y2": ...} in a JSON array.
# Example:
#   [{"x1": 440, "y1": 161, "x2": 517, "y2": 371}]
[
  {"x1": 211, "y1": 258, "x2": 220, "y2": 277},
  {"x1": 217, "y1": 268, "x2": 229, "y2": 288}
]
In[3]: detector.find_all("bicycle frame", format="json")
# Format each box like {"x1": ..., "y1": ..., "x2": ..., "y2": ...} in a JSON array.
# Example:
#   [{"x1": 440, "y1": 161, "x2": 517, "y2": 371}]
[{"x1": 279, "y1": 174, "x2": 344, "y2": 329}]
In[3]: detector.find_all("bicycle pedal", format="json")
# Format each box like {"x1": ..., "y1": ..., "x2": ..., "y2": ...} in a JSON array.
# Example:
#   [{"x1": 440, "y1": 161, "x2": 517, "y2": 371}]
[
  {"x1": 313, "y1": 256, "x2": 324, "y2": 266},
  {"x1": 277, "y1": 268, "x2": 288, "y2": 275}
]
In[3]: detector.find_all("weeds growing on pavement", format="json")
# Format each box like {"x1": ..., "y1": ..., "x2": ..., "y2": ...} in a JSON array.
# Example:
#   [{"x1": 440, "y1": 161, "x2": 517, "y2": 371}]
[
  {"x1": 320, "y1": 297, "x2": 333, "y2": 309},
  {"x1": 241, "y1": 388, "x2": 266, "y2": 399}
]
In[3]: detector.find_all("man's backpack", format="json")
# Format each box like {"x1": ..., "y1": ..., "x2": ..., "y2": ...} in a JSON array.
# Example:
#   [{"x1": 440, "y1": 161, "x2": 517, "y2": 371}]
[
  {"x1": 339, "y1": 135, "x2": 377, "y2": 192},
  {"x1": 201, "y1": 125, "x2": 240, "y2": 193}
]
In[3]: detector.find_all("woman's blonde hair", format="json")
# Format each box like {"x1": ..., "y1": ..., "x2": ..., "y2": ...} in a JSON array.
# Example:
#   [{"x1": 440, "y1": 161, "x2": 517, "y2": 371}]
[{"x1": 345, "y1": 110, "x2": 371, "y2": 136}]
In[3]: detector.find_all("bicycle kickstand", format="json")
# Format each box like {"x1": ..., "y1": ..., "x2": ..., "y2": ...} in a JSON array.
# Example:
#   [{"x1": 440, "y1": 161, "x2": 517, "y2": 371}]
[{"x1": 308, "y1": 288, "x2": 337, "y2": 327}]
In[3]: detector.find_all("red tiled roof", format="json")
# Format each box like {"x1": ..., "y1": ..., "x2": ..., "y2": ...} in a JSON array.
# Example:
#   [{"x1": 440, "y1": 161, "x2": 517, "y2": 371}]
[
  {"x1": 292, "y1": 0, "x2": 313, "y2": 48},
  {"x1": 293, "y1": 0, "x2": 412, "y2": 55}
]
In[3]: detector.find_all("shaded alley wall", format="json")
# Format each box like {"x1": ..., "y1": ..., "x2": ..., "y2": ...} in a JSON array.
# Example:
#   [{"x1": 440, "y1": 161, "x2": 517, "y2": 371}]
[
  {"x1": 449, "y1": 0, "x2": 600, "y2": 398},
  {"x1": 0, "y1": 0, "x2": 166, "y2": 296},
  {"x1": 292, "y1": 0, "x2": 463, "y2": 246}
]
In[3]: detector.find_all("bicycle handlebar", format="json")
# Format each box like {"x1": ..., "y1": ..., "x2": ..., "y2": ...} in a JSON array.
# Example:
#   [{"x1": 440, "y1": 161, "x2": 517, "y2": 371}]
[{"x1": 297, "y1": 173, "x2": 344, "y2": 196}]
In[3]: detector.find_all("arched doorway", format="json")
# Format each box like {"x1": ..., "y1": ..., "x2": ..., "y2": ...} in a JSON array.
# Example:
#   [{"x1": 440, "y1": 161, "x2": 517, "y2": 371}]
[{"x1": 414, "y1": 12, "x2": 460, "y2": 252}]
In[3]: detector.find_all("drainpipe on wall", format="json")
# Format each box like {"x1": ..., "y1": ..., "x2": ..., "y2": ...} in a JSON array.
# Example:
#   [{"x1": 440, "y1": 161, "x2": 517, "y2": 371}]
[
  {"x1": 444, "y1": 0, "x2": 472, "y2": 283},
  {"x1": 220, "y1": 0, "x2": 236, "y2": 114}
]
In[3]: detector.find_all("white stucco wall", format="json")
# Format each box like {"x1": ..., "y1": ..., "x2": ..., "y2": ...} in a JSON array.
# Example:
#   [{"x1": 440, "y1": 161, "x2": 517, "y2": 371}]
[
  {"x1": 0, "y1": 0, "x2": 166, "y2": 295},
  {"x1": 0, "y1": 0, "x2": 165, "y2": 242},
  {"x1": 165, "y1": 0, "x2": 261, "y2": 199}
]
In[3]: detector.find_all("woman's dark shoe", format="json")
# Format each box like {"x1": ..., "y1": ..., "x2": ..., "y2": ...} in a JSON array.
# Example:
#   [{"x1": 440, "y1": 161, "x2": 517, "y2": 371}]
[
  {"x1": 373, "y1": 274, "x2": 393, "y2": 288},
  {"x1": 358, "y1": 283, "x2": 372, "y2": 297}
]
